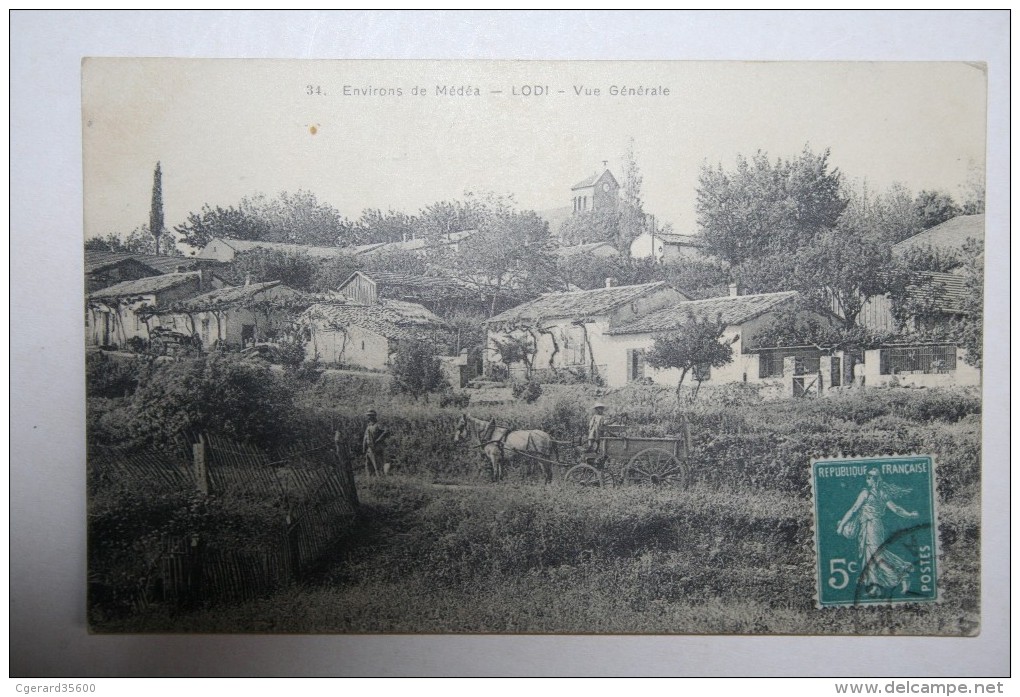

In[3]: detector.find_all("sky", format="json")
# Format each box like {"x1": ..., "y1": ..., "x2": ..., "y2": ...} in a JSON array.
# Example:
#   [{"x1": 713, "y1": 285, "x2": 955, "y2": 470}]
[{"x1": 82, "y1": 59, "x2": 987, "y2": 241}]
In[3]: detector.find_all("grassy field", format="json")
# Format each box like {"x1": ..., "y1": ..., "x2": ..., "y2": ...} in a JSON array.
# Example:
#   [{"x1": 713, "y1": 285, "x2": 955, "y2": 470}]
[{"x1": 100, "y1": 379, "x2": 981, "y2": 635}]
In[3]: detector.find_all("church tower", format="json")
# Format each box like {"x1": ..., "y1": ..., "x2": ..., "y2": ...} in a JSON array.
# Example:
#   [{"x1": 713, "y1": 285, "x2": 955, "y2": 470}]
[{"x1": 570, "y1": 161, "x2": 620, "y2": 215}]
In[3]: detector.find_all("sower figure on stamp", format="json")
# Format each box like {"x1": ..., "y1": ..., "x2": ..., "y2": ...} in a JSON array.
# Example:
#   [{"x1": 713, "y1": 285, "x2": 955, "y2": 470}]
[
  {"x1": 837, "y1": 468, "x2": 918, "y2": 596},
  {"x1": 362, "y1": 409, "x2": 389, "y2": 476},
  {"x1": 586, "y1": 402, "x2": 606, "y2": 452}
]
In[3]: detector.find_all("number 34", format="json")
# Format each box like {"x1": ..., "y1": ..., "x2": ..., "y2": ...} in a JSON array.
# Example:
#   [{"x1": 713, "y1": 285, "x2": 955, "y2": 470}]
[{"x1": 828, "y1": 558, "x2": 859, "y2": 589}]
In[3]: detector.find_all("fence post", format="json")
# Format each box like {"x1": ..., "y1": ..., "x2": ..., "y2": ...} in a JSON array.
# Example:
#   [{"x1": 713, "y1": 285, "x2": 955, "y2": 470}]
[
  {"x1": 334, "y1": 430, "x2": 359, "y2": 508},
  {"x1": 193, "y1": 434, "x2": 210, "y2": 495}
]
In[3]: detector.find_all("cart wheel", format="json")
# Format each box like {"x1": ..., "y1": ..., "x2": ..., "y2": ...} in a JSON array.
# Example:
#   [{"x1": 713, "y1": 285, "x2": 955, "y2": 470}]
[
  {"x1": 564, "y1": 464, "x2": 604, "y2": 488},
  {"x1": 621, "y1": 448, "x2": 688, "y2": 487}
]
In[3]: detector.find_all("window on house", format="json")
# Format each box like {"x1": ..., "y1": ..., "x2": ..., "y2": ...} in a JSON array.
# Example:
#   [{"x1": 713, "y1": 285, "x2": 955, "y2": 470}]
[
  {"x1": 880, "y1": 345, "x2": 957, "y2": 375},
  {"x1": 693, "y1": 362, "x2": 711, "y2": 382},
  {"x1": 759, "y1": 352, "x2": 784, "y2": 379},
  {"x1": 626, "y1": 348, "x2": 646, "y2": 382},
  {"x1": 201, "y1": 318, "x2": 210, "y2": 341}
]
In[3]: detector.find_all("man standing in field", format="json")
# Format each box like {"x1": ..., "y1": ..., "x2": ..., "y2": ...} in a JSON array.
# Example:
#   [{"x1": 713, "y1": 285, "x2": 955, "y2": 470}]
[
  {"x1": 587, "y1": 402, "x2": 607, "y2": 452},
  {"x1": 362, "y1": 409, "x2": 389, "y2": 476}
]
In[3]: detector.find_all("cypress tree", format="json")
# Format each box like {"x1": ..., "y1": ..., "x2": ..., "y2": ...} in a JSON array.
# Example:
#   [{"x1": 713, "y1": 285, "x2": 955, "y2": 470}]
[{"x1": 150, "y1": 161, "x2": 164, "y2": 255}]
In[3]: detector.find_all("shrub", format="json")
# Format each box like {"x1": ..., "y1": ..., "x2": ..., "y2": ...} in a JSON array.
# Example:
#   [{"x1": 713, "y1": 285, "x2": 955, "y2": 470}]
[
  {"x1": 124, "y1": 336, "x2": 148, "y2": 354},
  {"x1": 512, "y1": 379, "x2": 543, "y2": 403},
  {"x1": 93, "y1": 354, "x2": 298, "y2": 450},
  {"x1": 391, "y1": 341, "x2": 448, "y2": 400},
  {"x1": 439, "y1": 390, "x2": 471, "y2": 409},
  {"x1": 86, "y1": 352, "x2": 144, "y2": 399}
]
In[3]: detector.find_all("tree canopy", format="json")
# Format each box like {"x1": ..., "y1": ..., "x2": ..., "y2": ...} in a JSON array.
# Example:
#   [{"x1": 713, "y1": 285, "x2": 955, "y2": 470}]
[
  {"x1": 697, "y1": 147, "x2": 847, "y2": 267},
  {"x1": 174, "y1": 190, "x2": 357, "y2": 249},
  {"x1": 645, "y1": 312, "x2": 734, "y2": 401}
]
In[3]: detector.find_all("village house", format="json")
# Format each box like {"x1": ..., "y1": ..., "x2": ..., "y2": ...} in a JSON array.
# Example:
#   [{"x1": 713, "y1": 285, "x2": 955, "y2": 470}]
[
  {"x1": 336, "y1": 270, "x2": 488, "y2": 317},
  {"x1": 854, "y1": 269, "x2": 981, "y2": 389},
  {"x1": 553, "y1": 240, "x2": 620, "y2": 261},
  {"x1": 484, "y1": 281, "x2": 688, "y2": 382},
  {"x1": 629, "y1": 230, "x2": 709, "y2": 264},
  {"x1": 350, "y1": 229, "x2": 479, "y2": 257},
  {"x1": 196, "y1": 237, "x2": 354, "y2": 263},
  {"x1": 86, "y1": 271, "x2": 221, "y2": 348},
  {"x1": 486, "y1": 280, "x2": 855, "y2": 394},
  {"x1": 85, "y1": 250, "x2": 164, "y2": 293},
  {"x1": 156, "y1": 280, "x2": 304, "y2": 351},
  {"x1": 602, "y1": 289, "x2": 834, "y2": 391},
  {"x1": 298, "y1": 298, "x2": 453, "y2": 370}
]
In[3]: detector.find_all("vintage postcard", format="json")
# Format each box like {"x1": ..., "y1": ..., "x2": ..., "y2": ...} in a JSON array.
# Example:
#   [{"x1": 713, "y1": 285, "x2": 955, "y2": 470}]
[{"x1": 82, "y1": 59, "x2": 985, "y2": 636}]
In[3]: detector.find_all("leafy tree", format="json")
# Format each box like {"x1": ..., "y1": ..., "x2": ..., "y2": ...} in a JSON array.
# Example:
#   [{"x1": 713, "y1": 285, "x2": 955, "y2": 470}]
[
  {"x1": 97, "y1": 354, "x2": 297, "y2": 450},
  {"x1": 451, "y1": 195, "x2": 557, "y2": 315},
  {"x1": 954, "y1": 239, "x2": 983, "y2": 367},
  {"x1": 416, "y1": 199, "x2": 485, "y2": 241},
  {"x1": 913, "y1": 190, "x2": 960, "y2": 231},
  {"x1": 355, "y1": 208, "x2": 417, "y2": 244},
  {"x1": 244, "y1": 190, "x2": 356, "y2": 247},
  {"x1": 899, "y1": 243, "x2": 962, "y2": 273},
  {"x1": 85, "y1": 226, "x2": 183, "y2": 256},
  {"x1": 174, "y1": 190, "x2": 357, "y2": 249},
  {"x1": 617, "y1": 137, "x2": 648, "y2": 251},
  {"x1": 959, "y1": 163, "x2": 985, "y2": 215},
  {"x1": 558, "y1": 207, "x2": 621, "y2": 247},
  {"x1": 841, "y1": 180, "x2": 924, "y2": 244},
  {"x1": 390, "y1": 340, "x2": 448, "y2": 401},
  {"x1": 150, "y1": 162, "x2": 165, "y2": 255},
  {"x1": 309, "y1": 254, "x2": 364, "y2": 293},
  {"x1": 645, "y1": 313, "x2": 734, "y2": 402},
  {"x1": 222, "y1": 249, "x2": 321, "y2": 291},
  {"x1": 750, "y1": 304, "x2": 890, "y2": 351},
  {"x1": 488, "y1": 332, "x2": 533, "y2": 376},
  {"x1": 697, "y1": 146, "x2": 847, "y2": 266},
  {"x1": 360, "y1": 249, "x2": 430, "y2": 276},
  {"x1": 789, "y1": 226, "x2": 904, "y2": 333},
  {"x1": 175, "y1": 203, "x2": 271, "y2": 248}
]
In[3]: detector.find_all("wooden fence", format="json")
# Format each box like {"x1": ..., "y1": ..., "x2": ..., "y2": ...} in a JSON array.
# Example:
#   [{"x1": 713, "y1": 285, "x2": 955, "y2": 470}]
[{"x1": 89, "y1": 434, "x2": 359, "y2": 612}]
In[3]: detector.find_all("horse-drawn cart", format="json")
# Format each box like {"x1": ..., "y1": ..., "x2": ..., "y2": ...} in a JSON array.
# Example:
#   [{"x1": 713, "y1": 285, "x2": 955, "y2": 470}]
[
  {"x1": 455, "y1": 414, "x2": 691, "y2": 488},
  {"x1": 561, "y1": 424, "x2": 691, "y2": 488}
]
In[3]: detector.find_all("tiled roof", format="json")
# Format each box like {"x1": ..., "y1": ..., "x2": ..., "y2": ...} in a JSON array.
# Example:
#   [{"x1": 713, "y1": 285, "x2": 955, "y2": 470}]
[
  {"x1": 129, "y1": 254, "x2": 209, "y2": 274},
  {"x1": 88, "y1": 272, "x2": 201, "y2": 299},
  {"x1": 607, "y1": 291, "x2": 799, "y2": 335},
  {"x1": 362, "y1": 271, "x2": 473, "y2": 293},
  {"x1": 300, "y1": 299, "x2": 450, "y2": 341},
  {"x1": 213, "y1": 238, "x2": 353, "y2": 259},
  {"x1": 84, "y1": 250, "x2": 148, "y2": 274},
  {"x1": 486, "y1": 282, "x2": 671, "y2": 324},
  {"x1": 893, "y1": 214, "x2": 984, "y2": 255},
  {"x1": 906, "y1": 271, "x2": 970, "y2": 314},
  {"x1": 571, "y1": 170, "x2": 617, "y2": 191},
  {"x1": 351, "y1": 229, "x2": 479, "y2": 256},
  {"x1": 177, "y1": 281, "x2": 286, "y2": 310},
  {"x1": 554, "y1": 241, "x2": 620, "y2": 258}
]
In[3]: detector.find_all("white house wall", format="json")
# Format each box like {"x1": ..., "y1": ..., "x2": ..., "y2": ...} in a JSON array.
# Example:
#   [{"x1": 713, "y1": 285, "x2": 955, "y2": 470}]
[
  {"x1": 306, "y1": 323, "x2": 392, "y2": 370},
  {"x1": 629, "y1": 232, "x2": 662, "y2": 261},
  {"x1": 602, "y1": 325, "x2": 750, "y2": 388},
  {"x1": 485, "y1": 287, "x2": 685, "y2": 376}
]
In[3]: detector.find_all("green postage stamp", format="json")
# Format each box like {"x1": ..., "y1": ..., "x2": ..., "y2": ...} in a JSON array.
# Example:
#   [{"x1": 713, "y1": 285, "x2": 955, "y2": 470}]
[{"x1": 812, "y1": 455, "x2": 939, "y2": 607}]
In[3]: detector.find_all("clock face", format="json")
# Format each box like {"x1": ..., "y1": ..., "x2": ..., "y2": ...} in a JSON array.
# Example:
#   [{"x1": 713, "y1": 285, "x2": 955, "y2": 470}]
[{"x1": 602, "y1": 182, "x2": 610, "y2": 192}]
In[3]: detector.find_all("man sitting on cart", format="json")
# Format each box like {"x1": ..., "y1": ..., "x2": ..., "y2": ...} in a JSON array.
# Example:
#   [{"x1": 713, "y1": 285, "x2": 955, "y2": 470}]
[{"x1": 586, "y1": 402, "x2": 607, "y2": 452}]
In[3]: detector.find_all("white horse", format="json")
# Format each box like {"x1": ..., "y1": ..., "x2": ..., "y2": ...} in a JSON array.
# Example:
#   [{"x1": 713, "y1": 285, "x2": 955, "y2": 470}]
[{"x1": 453, "y1": 413, "x2": 558, "y2": 484}]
